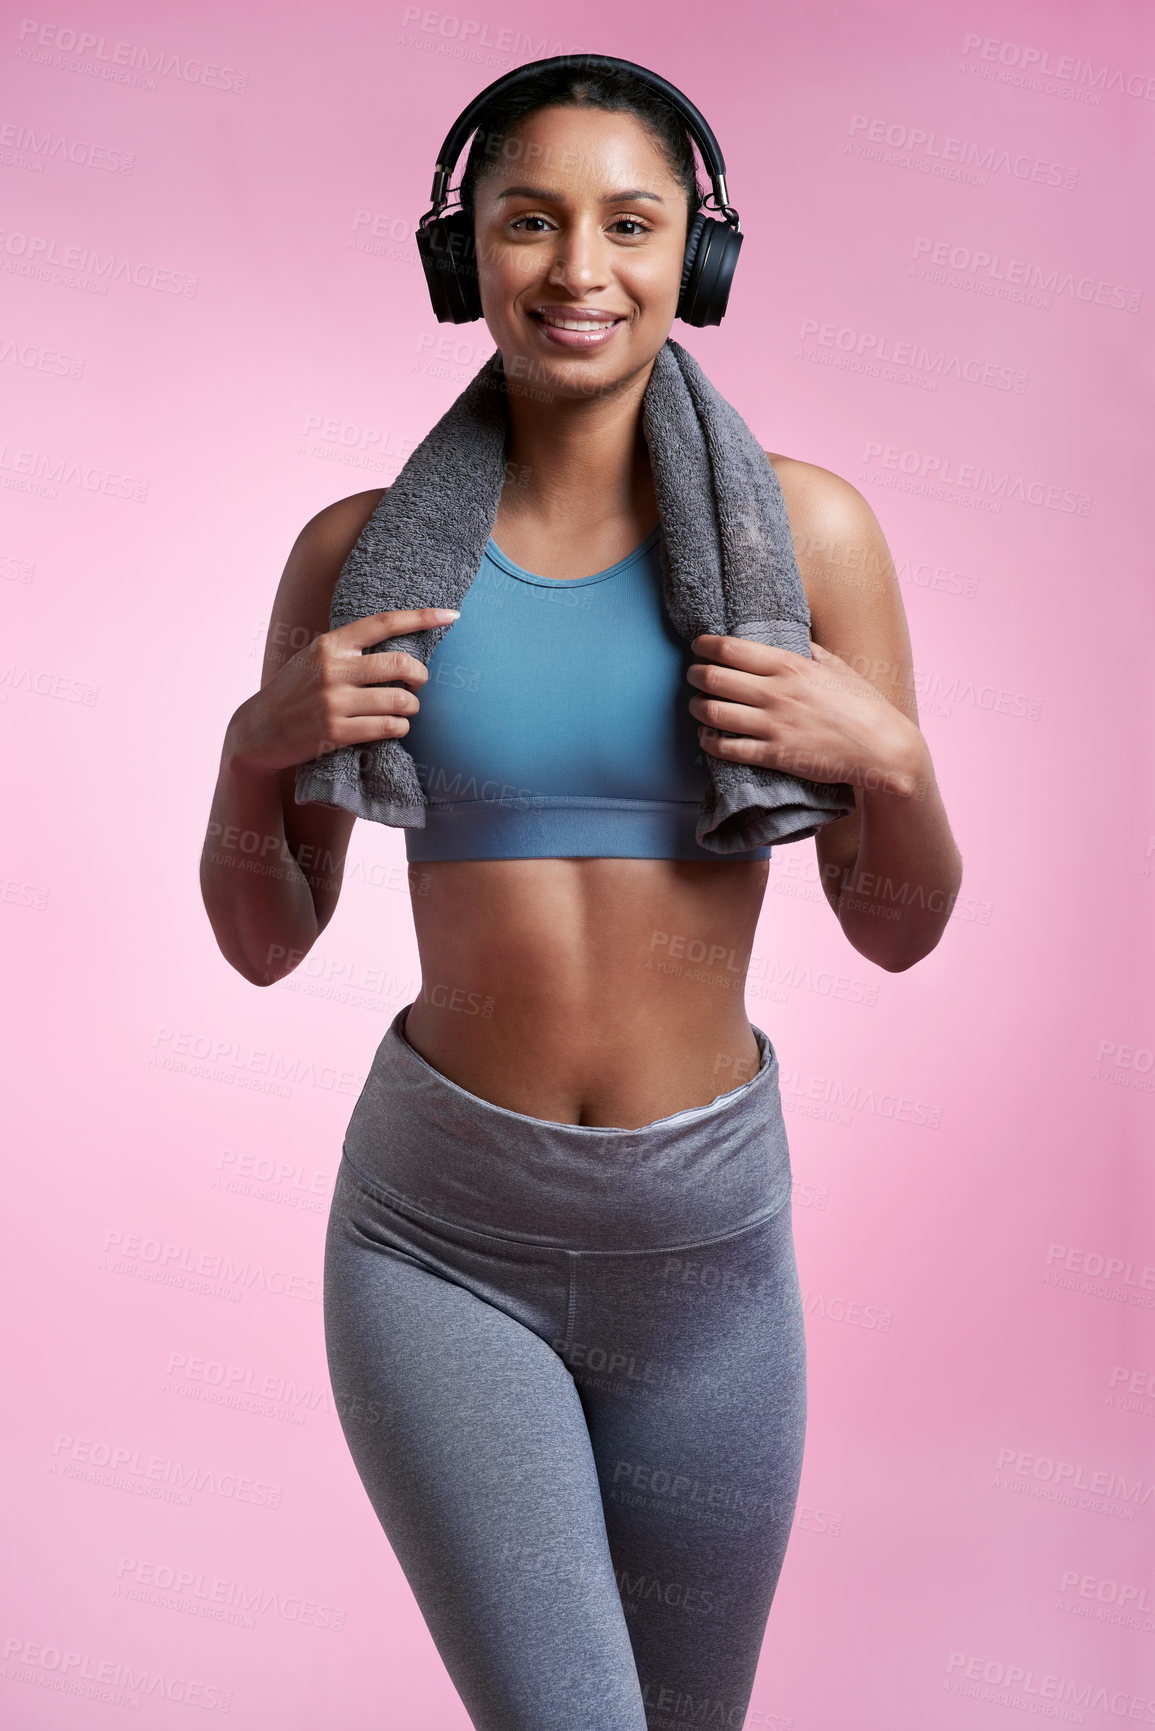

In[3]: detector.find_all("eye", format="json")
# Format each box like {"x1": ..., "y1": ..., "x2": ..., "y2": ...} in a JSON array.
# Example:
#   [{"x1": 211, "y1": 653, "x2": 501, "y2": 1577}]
[
  {"x1": 610, "y1": 217, "x2": 652, "y2": 237},
  {"x1": 509, "y1": 215, "x2": 553, "y2": 233}
]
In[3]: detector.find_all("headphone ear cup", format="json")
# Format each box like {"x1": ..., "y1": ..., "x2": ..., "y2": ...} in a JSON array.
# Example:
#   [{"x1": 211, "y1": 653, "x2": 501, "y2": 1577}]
[
  {"x1": 678, "y1": 212, "x2": 709, "y2": 312},
  {"x1": 678, "y1": 215, "x2": 743, "y2": 327},
  {"x1": 416, "y1": 210, "x2": 483, "y2": 322}
]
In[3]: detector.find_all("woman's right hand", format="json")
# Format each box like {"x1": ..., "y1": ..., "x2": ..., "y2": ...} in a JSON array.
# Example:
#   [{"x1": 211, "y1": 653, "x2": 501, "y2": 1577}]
[{"x1": 225, "y1": 606, "x2": 460, "y2": 776}]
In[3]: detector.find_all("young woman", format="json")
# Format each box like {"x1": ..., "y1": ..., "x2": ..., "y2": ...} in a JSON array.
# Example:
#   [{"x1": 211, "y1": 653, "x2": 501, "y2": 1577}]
[{"x1": 201, "y1": 60, "x2": 961, "y2": 1731}]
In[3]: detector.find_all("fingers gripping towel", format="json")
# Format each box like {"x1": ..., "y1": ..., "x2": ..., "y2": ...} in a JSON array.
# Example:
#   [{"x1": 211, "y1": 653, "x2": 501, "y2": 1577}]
[{"x1": 294, "y1": 337, "x2": 856, "y2": 852}]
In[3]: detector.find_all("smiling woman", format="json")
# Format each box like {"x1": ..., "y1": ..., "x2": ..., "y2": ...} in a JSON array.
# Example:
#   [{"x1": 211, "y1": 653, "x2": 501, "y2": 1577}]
[
  {"x1": 498, "y1": 183, "x2": 668, "y2": 347},
  {"x1": 200, "y1": 51, "x2": 962, "y2": 1731}
]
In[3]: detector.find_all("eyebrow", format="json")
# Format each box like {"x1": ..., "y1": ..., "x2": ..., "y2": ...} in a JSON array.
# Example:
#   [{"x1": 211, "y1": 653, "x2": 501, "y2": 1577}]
[{"x1": 493, "y1": 184, "x2": 666, "y2": 205}]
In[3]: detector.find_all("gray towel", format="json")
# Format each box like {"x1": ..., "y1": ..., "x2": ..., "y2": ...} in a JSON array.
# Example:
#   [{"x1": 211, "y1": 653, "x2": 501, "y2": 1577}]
[{"x1": 294, "y1": 337, "x2": 855, "y2": 852}]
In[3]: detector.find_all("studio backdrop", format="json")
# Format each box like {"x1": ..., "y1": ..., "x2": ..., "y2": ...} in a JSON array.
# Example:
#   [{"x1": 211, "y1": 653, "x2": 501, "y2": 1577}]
[{"x1": 3, "y1": 0, "x2": 1153, "y2": 1725}]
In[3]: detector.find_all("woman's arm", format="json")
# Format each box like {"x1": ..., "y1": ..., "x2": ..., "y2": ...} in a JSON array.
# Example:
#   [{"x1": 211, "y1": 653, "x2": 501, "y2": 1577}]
[
  {"x1": 781, "y1": 457, "x2": 962, "y2": 971},
  {"x1": 200, "y1": 494, "x2": 383, "y2": 985},
  {"x1": 201, "y1": 745, "x2": 358, "y2": 990},
  {"x1": 688, "y1": 457, "x2": 962, "y2": 973}
]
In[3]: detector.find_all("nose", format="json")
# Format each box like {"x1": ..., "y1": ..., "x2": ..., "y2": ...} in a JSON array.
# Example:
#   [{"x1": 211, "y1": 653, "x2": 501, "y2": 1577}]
[{"x1": 545, "y1": 216, "x2": 612, "y2": 295}]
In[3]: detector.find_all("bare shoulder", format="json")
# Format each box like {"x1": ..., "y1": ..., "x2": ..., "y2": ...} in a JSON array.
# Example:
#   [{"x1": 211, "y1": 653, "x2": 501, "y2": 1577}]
[
  {"x1": 261, "y1": 486, "x2": 389, "y2": 685},
  {"x1": 764, "y1": 452, "x2": 917, "y2": 727},
  {"x1": 286, "y1": 485, "x2": 389, "y2": 596},
  {"x1": 766, "y1": 453, "x2": 877, "y2": 544},
  {"x1": 302, "y1": 484, "x2": 390, "y2": 548},
  {"x1": 765, "y1": 452, "x2": 891, "y2": 599}
]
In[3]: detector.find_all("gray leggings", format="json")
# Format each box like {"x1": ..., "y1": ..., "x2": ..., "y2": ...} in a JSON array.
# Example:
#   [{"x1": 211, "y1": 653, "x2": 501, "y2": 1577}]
[{"x1": 325, "y1": 1003, "x2": 807, "y2": 1731}]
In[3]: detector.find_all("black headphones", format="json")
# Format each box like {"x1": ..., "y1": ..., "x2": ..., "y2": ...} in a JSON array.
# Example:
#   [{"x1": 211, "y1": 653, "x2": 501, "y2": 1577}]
[{"x1": 415, "y1": 53, "x2": 743, "y2": 327}]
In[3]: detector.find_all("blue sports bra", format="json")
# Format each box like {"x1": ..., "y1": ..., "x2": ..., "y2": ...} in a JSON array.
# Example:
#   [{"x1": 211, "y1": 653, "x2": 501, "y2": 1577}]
[{"x1": 402, "y1": 524, "x2": 773, "y2": 863}]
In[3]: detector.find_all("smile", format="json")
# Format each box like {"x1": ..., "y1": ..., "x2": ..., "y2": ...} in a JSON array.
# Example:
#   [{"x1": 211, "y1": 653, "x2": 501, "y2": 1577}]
[{"x1": 530, "y1": 309, "x2": 626, "y2": 348}]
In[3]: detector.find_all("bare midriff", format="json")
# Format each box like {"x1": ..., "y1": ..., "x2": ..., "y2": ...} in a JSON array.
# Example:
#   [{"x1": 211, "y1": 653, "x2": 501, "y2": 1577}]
[{"x1": 402, "y1": 855, "x2": 771, "y2": 1129}]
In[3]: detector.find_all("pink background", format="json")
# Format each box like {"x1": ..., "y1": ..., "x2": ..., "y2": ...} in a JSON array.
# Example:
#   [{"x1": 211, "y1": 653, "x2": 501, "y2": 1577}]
[{"x1": 3, "y1": 0, "x2": 1153, "y2": 1723}]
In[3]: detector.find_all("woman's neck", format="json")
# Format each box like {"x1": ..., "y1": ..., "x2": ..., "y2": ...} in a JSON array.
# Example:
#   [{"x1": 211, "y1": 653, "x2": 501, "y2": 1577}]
[{"x1": 497, "y1": 355, "x2": 659, "y2": 541}]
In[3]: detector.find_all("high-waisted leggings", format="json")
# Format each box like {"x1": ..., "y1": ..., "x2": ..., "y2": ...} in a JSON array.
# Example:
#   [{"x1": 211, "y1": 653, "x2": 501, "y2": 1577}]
[{"x1": 324, "y1": 1002, "x2": 807, "y2": 1731}]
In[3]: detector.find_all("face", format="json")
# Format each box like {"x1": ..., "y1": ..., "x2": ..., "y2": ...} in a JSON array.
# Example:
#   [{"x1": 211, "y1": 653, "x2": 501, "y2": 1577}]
[{"x1": 471, "y1": 105, "x2": 690, "y2": 400}]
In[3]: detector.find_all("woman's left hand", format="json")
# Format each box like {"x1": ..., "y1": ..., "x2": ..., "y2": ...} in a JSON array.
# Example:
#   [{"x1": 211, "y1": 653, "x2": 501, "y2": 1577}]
[{"x1": 686, "y1": 634, "x2": 928, "y2": 797}]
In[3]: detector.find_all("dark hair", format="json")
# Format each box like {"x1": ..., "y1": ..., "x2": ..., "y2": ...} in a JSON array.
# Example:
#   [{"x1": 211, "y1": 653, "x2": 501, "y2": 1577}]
[{"x1": 457, "y1": 63, "x2": 705, "y2": 231}]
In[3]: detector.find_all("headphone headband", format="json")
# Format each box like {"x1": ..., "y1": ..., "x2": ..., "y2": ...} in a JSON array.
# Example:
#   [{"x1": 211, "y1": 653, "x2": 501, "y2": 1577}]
[{"x1": 420, "y1": 53, "x2": 738, "y2": 232}]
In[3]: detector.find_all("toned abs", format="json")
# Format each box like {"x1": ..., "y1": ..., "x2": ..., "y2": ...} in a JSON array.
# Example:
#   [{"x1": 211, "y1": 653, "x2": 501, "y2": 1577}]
[{"x1": 402, "y1": 856, "x2": 769, "y2": 1129}]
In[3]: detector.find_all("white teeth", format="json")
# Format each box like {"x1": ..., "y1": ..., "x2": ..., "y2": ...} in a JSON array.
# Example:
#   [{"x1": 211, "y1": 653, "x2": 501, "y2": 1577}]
[{"x1": 539, "y1": 315, "x2": 618, "y2": 331}]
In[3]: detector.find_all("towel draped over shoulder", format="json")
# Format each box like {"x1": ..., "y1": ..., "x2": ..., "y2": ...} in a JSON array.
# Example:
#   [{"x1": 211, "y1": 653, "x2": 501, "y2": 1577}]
[{"x1": 294, "y1": 337, "x2": 855, "y2": 853}]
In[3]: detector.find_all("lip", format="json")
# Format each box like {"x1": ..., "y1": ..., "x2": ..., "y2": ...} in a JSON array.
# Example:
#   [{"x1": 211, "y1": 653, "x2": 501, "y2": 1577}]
[{"x1": 529, "y1": 306, "x2": 627, "y2": 349}]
